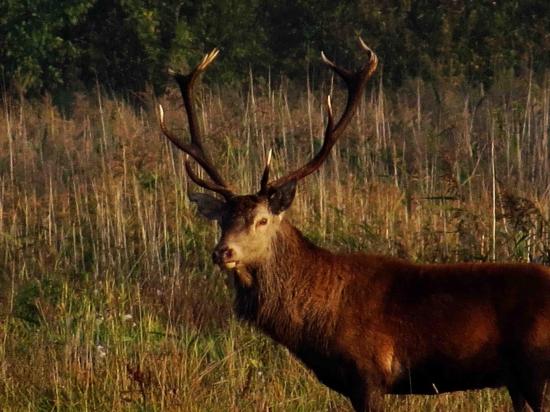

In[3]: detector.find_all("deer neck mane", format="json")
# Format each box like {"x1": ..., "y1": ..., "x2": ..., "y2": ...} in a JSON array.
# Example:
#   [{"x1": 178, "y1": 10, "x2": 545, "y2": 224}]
[{"x1": 232, "y1": 219, "x2": 346, "y2": 349}]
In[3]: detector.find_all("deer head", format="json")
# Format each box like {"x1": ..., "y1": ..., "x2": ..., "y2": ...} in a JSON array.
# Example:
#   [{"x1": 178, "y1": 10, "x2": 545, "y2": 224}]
[{"x1": 159, "y1": 39, "x2": 378, "y2": 275}]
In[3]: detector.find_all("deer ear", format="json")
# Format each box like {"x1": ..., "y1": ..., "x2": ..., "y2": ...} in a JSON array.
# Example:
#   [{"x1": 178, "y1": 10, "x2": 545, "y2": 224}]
[
  {"x1": 189, "y1": 192, "x2": 225, "y2": 221},
  {"x1": 268, "y1": 180, "x2": 297, "y2": 215}
]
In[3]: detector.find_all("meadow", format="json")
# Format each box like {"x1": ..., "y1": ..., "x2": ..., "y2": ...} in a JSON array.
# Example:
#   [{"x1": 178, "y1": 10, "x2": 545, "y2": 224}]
[{"x1": 0, "y1": 70, "x2": 548, "y2": 411}]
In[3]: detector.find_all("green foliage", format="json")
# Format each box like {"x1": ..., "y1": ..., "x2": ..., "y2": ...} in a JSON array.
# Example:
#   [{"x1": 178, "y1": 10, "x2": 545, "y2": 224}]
[
  {"x1": 13, "y1": 280, "x2": 42, "y2": 325},
  {"x1": 13, "y1": 277, "x2": 62, "y2": 326},
  {"x1": 0, "y1": 0, "x2": 548, "y2": 94},
  {"x1": 183, "y1": 0, "x2": 270, "y2": 83},
  {"x1": 0, "y1": 0, "x2": 93, "y2": 92},
  {"x1": 72, "y1": 0, "x2": 165, "y2": 91}
]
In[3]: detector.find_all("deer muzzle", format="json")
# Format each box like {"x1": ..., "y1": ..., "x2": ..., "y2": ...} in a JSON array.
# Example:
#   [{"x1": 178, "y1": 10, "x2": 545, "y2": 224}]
[{"x1": 212, "y1": 245, "x2": 238, "y2": 269}]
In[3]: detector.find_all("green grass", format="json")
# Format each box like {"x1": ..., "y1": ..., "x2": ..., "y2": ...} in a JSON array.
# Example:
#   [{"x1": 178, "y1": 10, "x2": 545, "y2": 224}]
[{"x1": 0, "y1": 72, "x2": 548, "y2": 410}]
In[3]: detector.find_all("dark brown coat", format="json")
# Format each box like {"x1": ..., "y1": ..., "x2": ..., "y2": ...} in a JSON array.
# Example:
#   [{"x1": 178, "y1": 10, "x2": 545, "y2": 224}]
[{"x1": 231, "y1": 219, "x2": 550, "y2": 412}]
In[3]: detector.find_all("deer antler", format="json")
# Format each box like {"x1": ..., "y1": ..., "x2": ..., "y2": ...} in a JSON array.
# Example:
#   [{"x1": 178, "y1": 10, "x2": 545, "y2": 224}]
[
  {"x1": 159, "y1": 49, "x2": 234, "y2": 199},
  {"x1": 259, "y1": 149, "x2": 272, "y2": 195},
  {"x1": 264, "y1": 38, "x2": 378, "y2": 193}
]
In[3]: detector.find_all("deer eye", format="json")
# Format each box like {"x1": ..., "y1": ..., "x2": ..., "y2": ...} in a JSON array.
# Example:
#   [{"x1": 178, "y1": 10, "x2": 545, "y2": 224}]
[{"x1": 257, "y1": 217, "x2": 268, "y2": 226}]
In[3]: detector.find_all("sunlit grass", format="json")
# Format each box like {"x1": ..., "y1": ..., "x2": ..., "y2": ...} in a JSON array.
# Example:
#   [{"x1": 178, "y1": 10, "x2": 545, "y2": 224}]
[{"x1": 0, "y1": 72, "x2": 548, "y2": 410}]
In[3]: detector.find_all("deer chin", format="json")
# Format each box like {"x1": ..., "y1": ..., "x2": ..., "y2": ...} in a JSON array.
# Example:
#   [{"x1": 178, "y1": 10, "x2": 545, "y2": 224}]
[
  {"x1": 222, "y1": 263, "x2": 254, "y2": 288},
  {"x1": 223, "y1": 261, "x2": 239, "y2": 270},
  {"x1": 233, "y1": 266, "x2": 254, "y2": 287}
]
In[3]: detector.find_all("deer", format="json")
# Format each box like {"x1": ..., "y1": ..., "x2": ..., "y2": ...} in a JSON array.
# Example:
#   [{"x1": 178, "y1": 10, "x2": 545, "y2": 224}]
[{"x1": 158, "y1": 39, "x2": 550, "y2": 412}]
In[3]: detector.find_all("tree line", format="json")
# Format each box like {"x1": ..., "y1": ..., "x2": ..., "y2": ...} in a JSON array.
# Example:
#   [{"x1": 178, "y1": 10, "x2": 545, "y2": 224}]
[{"x1": 1, "y1": 0, "x2": 548, "y2": 95}]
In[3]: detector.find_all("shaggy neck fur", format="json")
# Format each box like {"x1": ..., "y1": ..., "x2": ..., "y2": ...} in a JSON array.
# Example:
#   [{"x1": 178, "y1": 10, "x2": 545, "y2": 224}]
[{"x1": 233, "y1": 219, "x2": 347, "y2": 350}]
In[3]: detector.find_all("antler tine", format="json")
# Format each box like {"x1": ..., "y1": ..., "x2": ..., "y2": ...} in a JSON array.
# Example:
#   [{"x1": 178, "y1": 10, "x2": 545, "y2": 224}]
[
  {"x1": 326, "y1": 94, "x2": 335, "y2": 133},
  {"x1": 159, "y1": 48, "x2": 234, "y2": 199},
  {"x1": 321, "y1": 51, "x2": 352, "y2": 81},
  {"x1": 259, "y1": 149, "x2": 273, "y2": 194},
  {"x1": 266, "y1": 38, "x2": 378, "y2": 192}
]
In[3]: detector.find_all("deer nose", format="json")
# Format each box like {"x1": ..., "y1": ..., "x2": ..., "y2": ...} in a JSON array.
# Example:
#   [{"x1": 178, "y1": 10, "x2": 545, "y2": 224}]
[{"x1": 212, "y1": 246, "x2": 234, "y2": 264}]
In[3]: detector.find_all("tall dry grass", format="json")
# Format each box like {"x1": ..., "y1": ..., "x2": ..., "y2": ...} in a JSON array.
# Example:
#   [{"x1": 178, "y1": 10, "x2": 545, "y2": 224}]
[{"x1": 0, "y1": 70, "x2": 548, "y2": 411}]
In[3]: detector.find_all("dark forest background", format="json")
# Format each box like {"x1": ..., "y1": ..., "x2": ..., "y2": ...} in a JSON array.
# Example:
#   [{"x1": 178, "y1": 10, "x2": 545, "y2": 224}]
[{"x1": 1, "y1": 0, "x2": 548, "y2": 96}]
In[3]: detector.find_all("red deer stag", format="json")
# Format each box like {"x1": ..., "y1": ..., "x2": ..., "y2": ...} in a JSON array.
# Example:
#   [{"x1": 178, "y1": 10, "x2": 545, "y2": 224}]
[{"x1": 159, "y1": 40, "x2": 550, "y2": 412}]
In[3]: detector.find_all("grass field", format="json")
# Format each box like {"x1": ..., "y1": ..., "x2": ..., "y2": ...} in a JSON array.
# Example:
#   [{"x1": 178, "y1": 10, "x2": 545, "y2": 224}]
[{"x1": 0, "y1": 71, "x2": 548, "y2": 410}]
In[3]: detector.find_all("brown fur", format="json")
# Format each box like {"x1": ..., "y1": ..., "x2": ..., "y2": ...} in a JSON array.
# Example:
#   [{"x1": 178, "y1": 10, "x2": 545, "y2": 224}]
[
  {"x1": 226, "y1": 216, "x2": 550, "y2": 412},
  {"x1": 233, "y1": 221, "x2": 345, "y2": 349}
]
